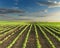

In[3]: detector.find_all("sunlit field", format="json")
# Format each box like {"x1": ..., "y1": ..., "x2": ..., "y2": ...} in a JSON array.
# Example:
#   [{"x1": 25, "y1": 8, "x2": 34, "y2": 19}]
[
  {"x1": 0, "y1": 21, "x2": 60, "y2": 48},
  {"x1": 0, "y1": 0, "x2": 60, "y2": 48}
]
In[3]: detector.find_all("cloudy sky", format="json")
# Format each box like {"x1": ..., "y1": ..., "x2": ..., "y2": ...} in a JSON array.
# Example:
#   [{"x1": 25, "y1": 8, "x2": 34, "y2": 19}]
[{"x1": 0, "y1": 0, "x2": 60, "y2": 22}]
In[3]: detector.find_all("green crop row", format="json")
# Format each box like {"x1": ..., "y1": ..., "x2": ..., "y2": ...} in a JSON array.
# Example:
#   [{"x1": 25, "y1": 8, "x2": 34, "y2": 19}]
[
  {"x1": 46, "y1": 26, "x2": 60, "y2": 34},
  {"x1": 0, "y1": 26, "x2": 15, "y2": 34},
  {"x1": 49, "y1": 26, "x2": 60, "y2": 32},
  {"x1": 0, "y1": 26, "x2": 20, "y2": 37},
  {"x1": 42, "y1": 26, "x2": 60, "y2": 41},
  {"x1": 0, "y1": 25, "x2": 25, "y2": 44},
  {"x1": 34, "y1": 25, "x2": 41, "y2": 48},
  {"x1": 6, "y1": 25, "x2": 29, "y2": 48},
  {"x1": 38, "y1": 25, "x2": 56, "y2": 48},
  {"x1": 22, "y1": 25, "x2": 32, "y2": 48}
]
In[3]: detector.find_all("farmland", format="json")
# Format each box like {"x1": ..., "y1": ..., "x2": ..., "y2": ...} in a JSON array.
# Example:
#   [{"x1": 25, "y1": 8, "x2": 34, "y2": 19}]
[{"x1": 0, "y1": 21, "x2": 60, "y2": 48}]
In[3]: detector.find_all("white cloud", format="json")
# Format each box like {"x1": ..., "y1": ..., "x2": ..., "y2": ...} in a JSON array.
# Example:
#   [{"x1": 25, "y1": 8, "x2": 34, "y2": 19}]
[
  {"x1": 0, "y1": 8, "x2": 24, "y2": 14},
  {"x1": 45, "y1": 11, "x2": 60, "y2": 16},
  {"x1": 0, "y1": 11, "x2": 60, "y2": 22},
  {"x1": 19, "y1": 11, "x2": 60, "y2": 22},
  {"x1": 0, "y1": 8, "x2": 60, "y2": 22},
  {"x1": 38, "y1": 1, "x2": 60, "y2": 8},
  {"x1": 26, "y1": 9, "x2": 48, "y2": 17}
]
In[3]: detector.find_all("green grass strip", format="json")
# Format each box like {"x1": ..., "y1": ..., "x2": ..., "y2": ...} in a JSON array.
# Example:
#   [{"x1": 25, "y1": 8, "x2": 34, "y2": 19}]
[
  {"x1": 34, "y1": 25, "x2": 41, "y2": 48},
  {"x1": 6, "y1": 25, "x2": 29, "y2": 48},
  {"x1": 38, "y1": 25, "x2": 56, "y2": 48},
  {"x1": 22, "y1": 25, "x2": 32, "y2": 48},
  {"x1": 42, "y1": 26, "x2": 60, "y2": 41}
]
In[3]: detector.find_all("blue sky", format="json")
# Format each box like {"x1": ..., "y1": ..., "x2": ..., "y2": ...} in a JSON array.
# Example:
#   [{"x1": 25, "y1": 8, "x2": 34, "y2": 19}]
[
  {"x1": 0, "y1": 0, "x2": 47, "y2": 12},
  {"x1": 0, "y1": 0, "x2": 60, "y2": 22}
]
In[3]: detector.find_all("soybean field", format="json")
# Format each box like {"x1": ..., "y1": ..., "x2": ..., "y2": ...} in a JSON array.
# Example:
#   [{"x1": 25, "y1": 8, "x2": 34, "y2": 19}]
[{"x1": 0, "y1": 22, "x2": 60, "y2": 48}]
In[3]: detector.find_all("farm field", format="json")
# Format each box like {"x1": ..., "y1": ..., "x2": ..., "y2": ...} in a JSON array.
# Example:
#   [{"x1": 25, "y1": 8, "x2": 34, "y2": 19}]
[{"x1": 0, "y1": 22, "x2": 60, "y2": 48}]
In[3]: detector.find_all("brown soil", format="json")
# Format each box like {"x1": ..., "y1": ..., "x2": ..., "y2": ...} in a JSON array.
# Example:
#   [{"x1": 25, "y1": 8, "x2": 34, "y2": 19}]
[
  {"x1": 12, "y1": 25, "x2": 30, "y2": 48},
  {"x1": 36, "y1": 25, "x2": 52, "y2": 48},
  {"x1": 42, "y1": 26, "x2": 60, "y2": 48},
  {"x1": 26, "y1": 25, "x2": 37, "y2": 48},
  {"x1": 0, "y1": 25, "x2": 26, "y2": 48}
]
